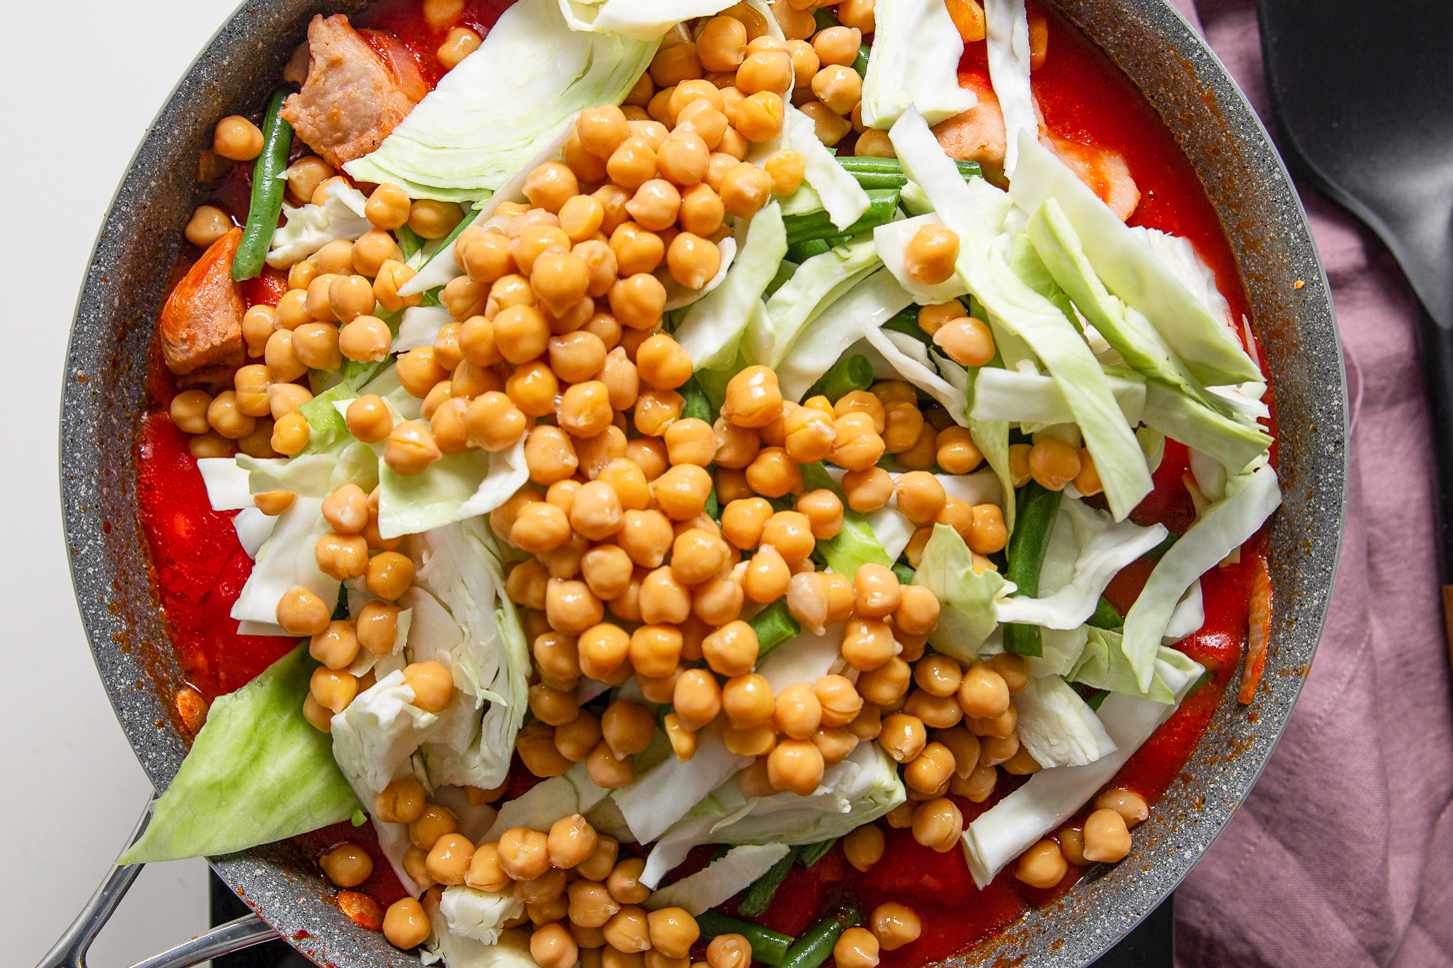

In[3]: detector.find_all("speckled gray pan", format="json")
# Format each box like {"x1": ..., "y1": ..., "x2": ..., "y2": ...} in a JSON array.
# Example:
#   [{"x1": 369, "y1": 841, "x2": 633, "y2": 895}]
[{"x1": 58, "y1": 0, "x2": 1346, "y2": 965}]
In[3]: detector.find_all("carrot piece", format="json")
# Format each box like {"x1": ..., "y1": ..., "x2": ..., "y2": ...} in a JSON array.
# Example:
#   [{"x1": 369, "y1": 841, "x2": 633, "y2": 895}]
[
  {"x1": 1238, "y1": 557, "x2": 1272, "y2": 704},
  {"x1": 945, "y1": 0, "x2": 987, "y2": 43}
]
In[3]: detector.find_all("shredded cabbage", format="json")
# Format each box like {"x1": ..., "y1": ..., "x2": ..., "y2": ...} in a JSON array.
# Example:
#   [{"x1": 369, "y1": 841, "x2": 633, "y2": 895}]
[
  {"x1": 961, "y1": 648, "x2": 1204, "y2": 887},
  {"x1": 774, "y1": 268, "x2": 912, "y2": 401},
  {"x1": 378, "y1": 438, "x2": 528, "y2": 540},
  {"x1": 675, "y1": 202, "x2": 787, "y2": 370},
  {"x1": 861, "y1": 0, "x2": 977, "y2": 129},
  {"x1": 646, "y1": 844, "x2": 792, "y2": 915},
  {"x1": 779, "y1": 104, "x2": 870, "y2": 229},
  {"x1": 969, "y1": 366, "x2": 1146, "y2": 427},
  {"x1": 984, "y1": 0, "x2": 1037, "y2": 176},
  {"x1": 267, "y1": 181, "x2": 372, "y2": 267},
  {"x1": 1121, "y1": 462, "x2": 1280, "y2": 689},
  {"x1": 484, "y1": 763, "x2": 611, "y2": 841},
  {"x1": 1013, "y1": 675, "x2": 1116, "y2": 768},
  {"x1": 439, "y1": 886, "x2": 525, "y2": 945},
  {"x1": 613, "y1": 725, "x2": 750, "y2": 844},
  {"x1": 558, "y1": 0, "x2": 737, "y2": 38},
  {"x1": 913, "y1": 525, "x2": 1009, "y2": 661},
  {"x1": 757, "y1": 236, "x2": 882, "y2": 371},
  {"x1": 347, "y1": 0, "x2": 657, "y2": 201}
]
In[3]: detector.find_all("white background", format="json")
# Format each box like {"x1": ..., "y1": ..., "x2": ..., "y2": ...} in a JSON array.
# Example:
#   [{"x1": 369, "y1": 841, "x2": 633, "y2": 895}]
[{"x1": 1, "y1": 0, "x2": 247, "y2": 964}]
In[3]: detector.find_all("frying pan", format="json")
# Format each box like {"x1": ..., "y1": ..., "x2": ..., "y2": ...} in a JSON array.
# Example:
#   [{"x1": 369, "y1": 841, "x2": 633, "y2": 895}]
[{"x1": 51, "y1": 1, "x2": 1347, "y2": 965}]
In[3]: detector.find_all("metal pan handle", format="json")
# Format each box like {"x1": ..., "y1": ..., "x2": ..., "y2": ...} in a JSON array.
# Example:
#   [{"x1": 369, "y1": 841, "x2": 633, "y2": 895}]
[{"x1": 34, "y1": 799, "x2": 281, "y2": 968}]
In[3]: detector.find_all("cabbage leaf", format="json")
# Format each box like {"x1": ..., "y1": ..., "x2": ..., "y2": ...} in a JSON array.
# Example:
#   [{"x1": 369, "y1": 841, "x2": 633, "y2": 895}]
[
  {"x1": 1013, "y1": 674, "x2": 1116, "y2": 768},
  {"x1": 758, "y1": 236, "x2": 882, "y2": 372},
  {"x1": 558, "y1": 0, "x2": 738, "y2": 39},
  {"x1": 378, "y1": 438, "x2": 528, "y2": 540},
  {"x1": 646, "y1": 844, "x2": 791, "y2": 915},
  {"x1": 267, "y1": 181, "x2": 372, "y2": 267},
  {"x1": 675, "y1": 202, "x2": 787, "y2": 371},
  {"x1": 780, "y1": 104, "x2": 870, "y2": 229},
  {"x1": 774, "y1": 268, "x2": 912, "y2": 401},
  {"x1": 913, "y1": 524, "x2": 1009, "y2": 661},
  {"x1": 119, "y1": 645, "x2": 361, "y2": 863},
  {"x1": 983, "y1": 0, "x2": 1036, "y2": 177},
  {"x1": 346, "y1": 0, "x2": 657, "y2": 201},
  {"x1": 861, "y1": 0, "x2": 977, "y2": 129}
]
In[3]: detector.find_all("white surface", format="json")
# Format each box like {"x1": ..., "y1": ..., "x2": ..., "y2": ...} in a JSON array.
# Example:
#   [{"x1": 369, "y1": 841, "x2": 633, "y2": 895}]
[{"x1": 0, "y1": 1, "x2": 247, "y2": 964}]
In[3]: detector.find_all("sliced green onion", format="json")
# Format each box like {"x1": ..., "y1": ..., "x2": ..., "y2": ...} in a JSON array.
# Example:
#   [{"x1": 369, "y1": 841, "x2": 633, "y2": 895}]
[
  {"x1": 695, "y1": 913, "x2": 794, "y2": 967},
  {"x1": 752, "y1": 600, "x2": 801, "y2": 658},
  {"x1": 232, "y1": 90, "x2": 293, "y2": 281},
  {"x1": 807, "y1": 353, "x2": 875, "y2": 402},
  {"x1": 1003, "y1": 483, "x2": 1063, "y2": 657},
  {"x1": 783, "y1": 189, "x2": 899, "y2": 246}
]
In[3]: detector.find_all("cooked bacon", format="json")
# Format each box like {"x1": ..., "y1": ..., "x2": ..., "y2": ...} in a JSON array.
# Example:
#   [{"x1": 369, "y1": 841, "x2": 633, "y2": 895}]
[
  {"x1": 159, "y1": 228, "x2": 245, "y2": 376},
  {"x1": 934, "y1": 73, "x2": 1008, "y2": 180},
  {"x1": 1047, "y1": 134, "x2": 1142, "y2": 221},
  {"x1": 280, "y1": 15, "x2": 422, "y2": 170},
  {"x1": 1237, "y1": 556, "x2": 1272, "y2": 704}
]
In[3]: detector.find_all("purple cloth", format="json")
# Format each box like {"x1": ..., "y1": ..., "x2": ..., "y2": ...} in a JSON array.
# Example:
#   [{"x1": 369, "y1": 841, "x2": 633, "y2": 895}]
[{"x1": 1157, "y1": 1, "x2": 1453, "y2": 965}]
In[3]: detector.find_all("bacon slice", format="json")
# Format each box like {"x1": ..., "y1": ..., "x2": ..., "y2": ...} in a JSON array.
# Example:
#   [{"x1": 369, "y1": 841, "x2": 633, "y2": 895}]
[
  {"x1": 1237, "y1": 556, "x2": 1272, "y2": 704},
  {"x1": 934, "y1": 73, "x2": 1008, "y2": 180},
  {"x1": 280, "y1": 15, "x2": 422, "y2": 169},
  {"x1": 1047, "y1": 134, "x2": 1142, "y2": 221},
  {"x1": 159, "y1": 228, "x2": 245, "y2": 376}
]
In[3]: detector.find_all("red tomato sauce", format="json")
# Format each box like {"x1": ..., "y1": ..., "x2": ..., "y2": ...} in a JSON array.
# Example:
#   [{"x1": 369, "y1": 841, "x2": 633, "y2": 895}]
[{"x1": 132, "y1": 0, "x2": 1274, "y2": 956}]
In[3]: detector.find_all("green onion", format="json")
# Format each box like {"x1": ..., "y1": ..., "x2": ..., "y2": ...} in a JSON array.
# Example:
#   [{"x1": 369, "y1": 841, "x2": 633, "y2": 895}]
[
  {"x1": 738, "y1": 850, "x2": 797, "y2": 917},
  {"x1": 695, "y1": 913, "x2": 794, "y2": 967},
  {"x1": 807, "y1": 353, "x2": 875, "y2": 402},
  {"x1": 891, "y1": 562, "x2": 916, "y2": 586},
  {"x1": 836, "y1": 157, "x2": 982, "y2": 191},
  {"x1": 796, "y1": 839, "x2": 836, "y2": 867},
  {"x1": 1087, "y1": 596, "x2": 1123, "y2": 629},
  {"x1": 232, "y1": 90, "x2": 293, "y2": 281},
  {"x1": 1003, "y1": 483, "x2": 1063, "y2": 657},
  {"x1": 681, "y1": 377, "x2": 716, "y2": 423},
  {"x1": 852, "y1": 44, "x2": 870, "y2": 77},
  {"x1": 780, "y1": 903, "x2": 863, "y2": 968},
  {"x1": 752, "y1": 600, "x2": 801, "y2": 658},
  {"x1": 783, "y1": 189, "x2": 899, "y2": 246}
]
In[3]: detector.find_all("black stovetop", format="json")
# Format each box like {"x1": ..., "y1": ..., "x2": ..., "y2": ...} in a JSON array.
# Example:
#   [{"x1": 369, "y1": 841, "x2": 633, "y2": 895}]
[{"x1": 210, "y1": 874, "x2": 1174, "y2": 967}]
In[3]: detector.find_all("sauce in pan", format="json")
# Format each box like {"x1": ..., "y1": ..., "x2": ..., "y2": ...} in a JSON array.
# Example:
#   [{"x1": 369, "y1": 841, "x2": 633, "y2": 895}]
[{"x1": 133, "y1": 1, "x2": 1273, "y2": 959}]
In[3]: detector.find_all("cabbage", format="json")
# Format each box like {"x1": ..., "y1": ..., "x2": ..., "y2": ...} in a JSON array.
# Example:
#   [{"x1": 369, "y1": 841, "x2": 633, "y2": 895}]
[
  {"x1": 757, "y1": 627, "x2": 844, "y2": 688},
  {"x1": 891, "y1": 109, "x2": 1152, "y2": 520},
  {"x1": 861, "y1": 0, "x2": 977, "y2": 129},
  {"x1": 774, "y1": 268, "x2": 912, "y2": 401},
  {"x1": 378, "y1": 438, "x2": 528, "y2": 540},
  {"x1": 912, "y1": 524, "x2": 1009, "y2": 661},
  {"x1": 232, "y1": 507, "x2": 277, "y2": 558},
  {"x1": 1024, "y1": 200, "x2": 1270, "y2": 472},
  {"x1": 439, "y1": 886, "x2": 525, "y2": 945},
  {"x1": 558, "y1": 0, "x2": 738, "y2": 38},
  {"x1": 863, "y1": 328, "x2": 970, "y2": 419},
  {"x1": 1013, "y1": 675, "x2": 1116, "y2": 768},
  {"x1": 613, "y1": 725, "x2": 751, "y2": 844},
  {"x1": 1163, "y1": 581, "x2": 1204, "y2": 642},
  {"x1": 1068, "y1": 631, "x2": 1181, "y2": 704},
  {"x1": 330, "y1": 669, "x2": 440, "y2": 893},
  {"x1": 874, "y1": 214, "x2": 971, "y2": 305},
  {"x1": 1011, "y1": 134, "x2": 1261, "y2": 385},
  {"x1": 646, "y1": 844, "x2": 791, "y2": 915},
  {"x1": 422, "y1": 894, "x2": 535, "y2": 968},
  {"x1": 198, "y1": 458, "x2": 253, "y2": 510},
  {"x1": 961, "y1": 648, "x2": 1204, "y2": 887},
  {"x1": 641, "y1": 743, "x2": 905, "y2": 887},
  {"x1": 484, "y1": 763, "x2": 611, "y2": 840},
  {"x1": 1121, "y1": 462, "x2": 1280, "y2": 689},
  {"x1": 970, "y1": 416, "x2": 1017, "y2": 533},
  {"x1": 346, "y1": 0, "x2": 657, "y2": 201},
  {"x1": 779, "y1": 104, "x2": 870, "y2": 229},
  {"x1": 415, "y1": 519, "x2": 531, "y2": 791},
  {"x1": 801, "y1": 464, "x2": 907, "y2": 577},
  {"x1": 118, "y1": 645, "x2": 361, "y2": 864},
  {"x1": 396, "y1": 305, "x2": 454, "y2": 352},
  {"x1": 267, "y1": 181, "x2": 372, "y2": 267},
  {"x1": 229, "y1": 497, "x2": 338, "y2": 629},
  {"x1": 675, "y1": 202, "x2": 787, "y2": 370},
  {"x1": 995, "y1": 498, "x2": 1167, "y2": 630},
  {"x1": 983, "y1": 0, "x2": 1036, "y2": 177},
  {"x1": 757, "y1": 236, "x2": 882, "y2": 370},
  {"x1": 969, "y1": 366, "x2": 1146, "y2": 427},
  {"x1": 664, "y1": 236, "x2": 737, "y2": 310}
]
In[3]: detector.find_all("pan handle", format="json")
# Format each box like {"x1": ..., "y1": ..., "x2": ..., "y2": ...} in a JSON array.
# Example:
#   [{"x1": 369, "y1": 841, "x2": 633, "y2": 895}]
[{"x1": 34, "y1": 799, "x2": 282, "y2": 968}]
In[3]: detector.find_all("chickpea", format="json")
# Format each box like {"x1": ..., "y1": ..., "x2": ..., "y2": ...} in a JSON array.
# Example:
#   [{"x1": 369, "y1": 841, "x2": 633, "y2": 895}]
[
  {"x1": 661, "y1": 668, "x2": 716, "y2": 732},
  {"x1": 885, "y1": 473, "x2": 942, "y2": 528},
  {"x1": 525, "y1": 922, "x2": 578, "y2": 968},
  {"x1": 399, "y1": 661, "x2": 451, "y2": 715},
  {"x1": 701, "y1": 620, "x2": 759, "y2": 677},
  {"x1": 718, "y1": 161, "x2": 773, "y2": 217},
  {"x1": 652, "y1": 463, "x2": 712, "y2": 520},
  {"x1": 773, "y1": 682, "x2": 823, "y2": 740},
  {"x1": 811, "y1": 64, "x2": 863, "y2": 116},
  {"x1": 318, "y1": 841, "x2": 374, "y2": 889},
  {"x1": 963, "y1": 503, "x2": 1006, "y2": 555},
  {"x1": 569, "y1": 878, "x2": 623, "y2": 929},
  {"x1": 830, "y1": 412, "x2": 885, "y2": 471},
  {"x1": 773, "y1": 3, "x2": 816, "y2": 39},
  {"x1": 735, "y1": 49, "x2": 791, "y2": 96},
  {"x1": 905, "y1": 742, "x2": 956, "y2": 795},
  {"x1": 575, "y1": 105, "x2": 629, "y2": 163},
  {"x1": 601, "y1": 699, "x2": 655, "y2": 760},
  {"x1": 812, "y1": 26, "x2": 863, "y2": 67},
  {"x1": 374, "y1": 259, "x2": 422, "y2": 313},
  {"x1": 275, "y1": 585, "x2": 330, "y2": 637},
  {"x1": 798, "y1": 100, "x2": 852, "y2": 146},
  {"x1": 306, "y1": 619, "x2": 357, "y2": 671},
  {"x1": 674, "y1": 186, "x2": 724, "y2": 241},
  {"x1": 604, "y1": 905, "x2": 652, "y2": 954},
  {"x1": 956, "y1": 662, "x2": 1011, "y2": 719},
  {"x1": 838, "y1": 0, "x2": 877, "y2": 32},
  {"x1": 864, "y1": 903, "x2": 918, "y2": 952},
  {"x1": 847, "y1": 564, "x2": 898, "y2": 620},
  {"x1": 878, "y1": 712, "x2": 927, "y2": 765},
  {"x1": 607, "y1": 136, "x2": 659, "y2": 191},
  {"x1": 1076, "y1": 807, "x2": 1134, "y2": 864},
  {"x1": 926, "y1": 428, "x2": 980, "y2": 478},
  {"x1": 933, "y1": 315, "x2": 996, "y2": 367},
  {"x1": 677, "y1": 103, "x2": 729, "y2": 155},
  {"x1": 662, "y1": 231, "x2": 719, "y2": 291},
  {"x1": 838, "y1": 617, "x2": 892, "y2": 671},
  {"x1": 406, "y1": 803, "x2": 457, "y2": 853},
  {"x1": 605, "y1": 274, "x2": 665, "y2": 332},
  {"x1": 167, "y1": 389, "x2": 213, "y2": 435},
  {"x1": 491, "y1": 826, "x2": 548, "y2": 882},
  {"x1": 837, "y1": 823, "x2": 886, "y2": 876},
  {"x1": 183, "y1": 204, "x2": 232, "y2": 248},
  {"x1": 556, "y1": 381, "x2": 613, "y2": 440},
  {"x1": 848, "y1": 703, "x2": 884, "y2": 742},
  {"x1": 409, "y1": 199, "x2": 463, "y2": 241},
  {"x1": 1014, "y1": 838, "x2": 1068, "y2": 889},
  {"x1": 767, "y1": 738, "x2": 825, "y2": 795},
  {"x1": 635, "y1": 566, "x2": 689, "y2": 625},
  {"x1": 760, "y1": 510, "x2": 814, "y2": 563},
  {"x1": 382, "y1": 896, "x2": 431, "y2": 950},
  {"x1": 793, "y1": 490, "x2": 842, "y2": 542},
  {"x1": 706, "y1": 934, "x2": 752, "y2": 968},
  {"x1": 421, "y1": 832, "x2": 474, "y2": 887},
  {"x1": 834, "y1": 927, "x2": 880, "y2": 968},
  {"x1": 575, "y1": 622, "x2": 627, "y2": 681},
  {"x1": 1028, "y1": 436, "x2": 1082, "y2": 491},
  {"x1": 1094, "y1": 787, "x2": 1150, "y2": 828},
  {"x1": 213, "y1": 114, "x2": 262, "y2": 161},
  {"x1": 521, "y1": 162, "x2": 577, "y2": 215},
  {"x1": 645, "y1": 907, "x2": 699, "y2": 960},
  {"x1": 697, "y1": 15, "x2": 748, "y2": 72},
  {"x1": 707, "y1": 674, "x2": 767, "y2": 731}
]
